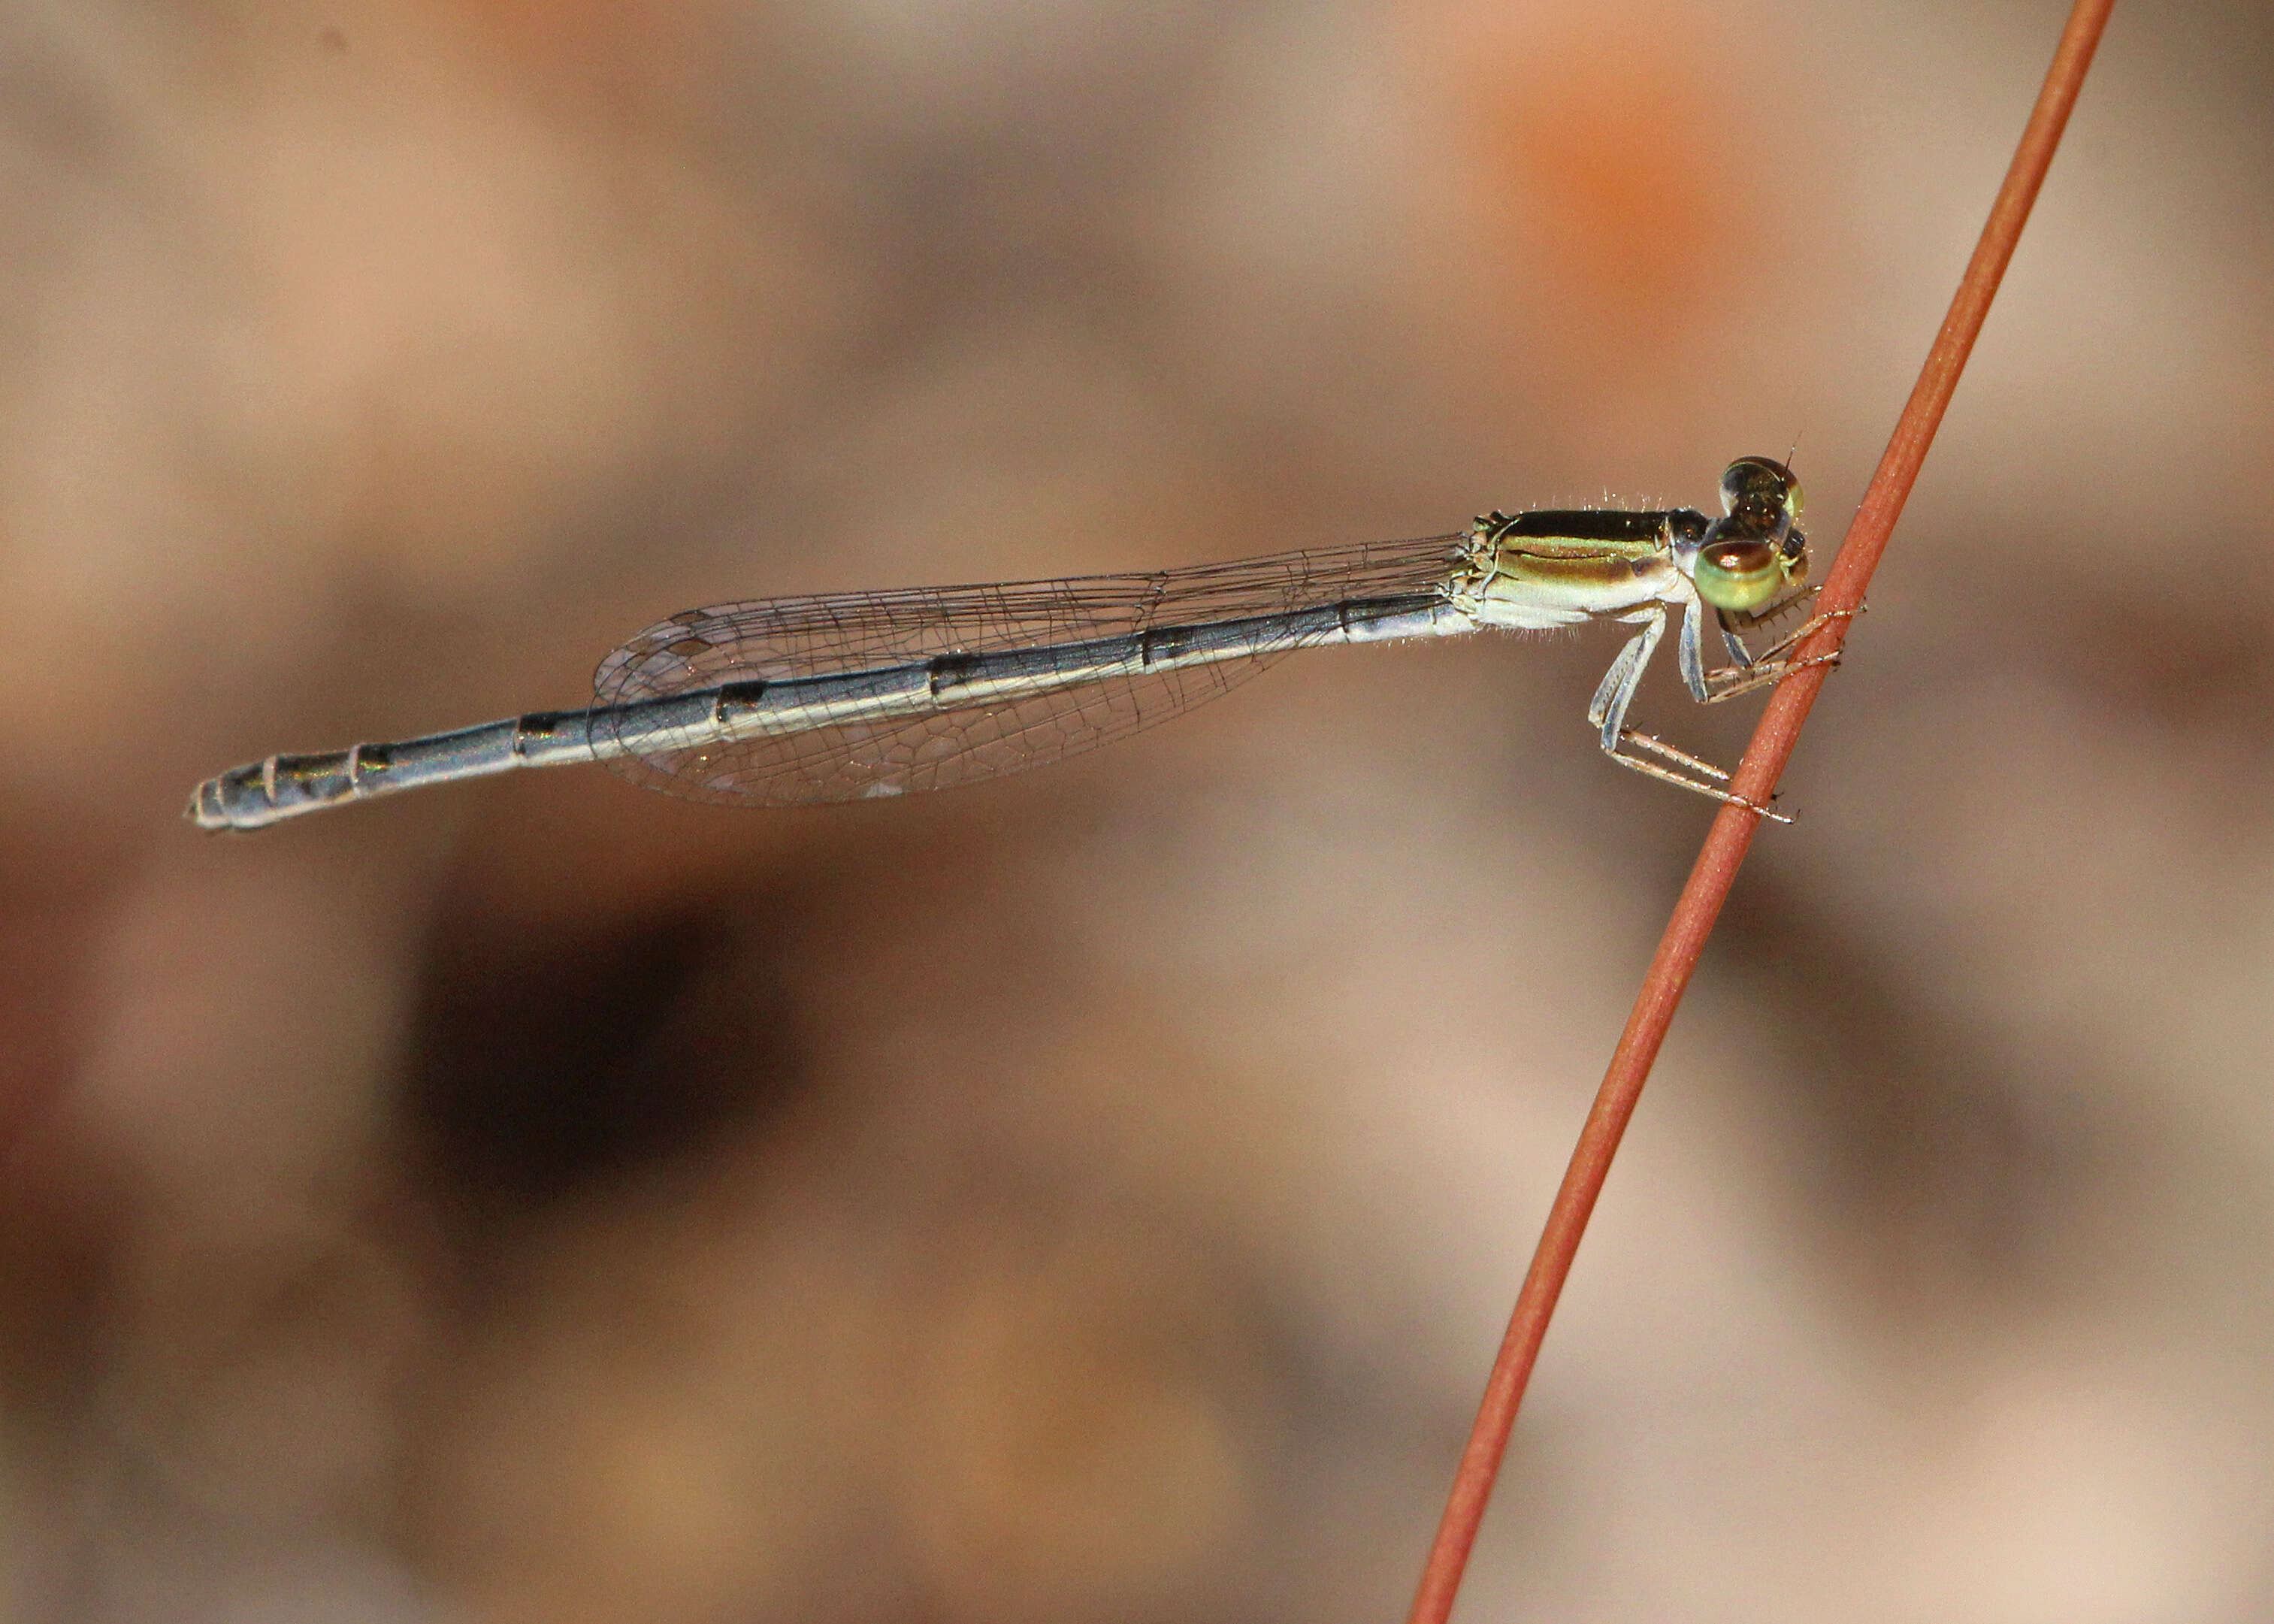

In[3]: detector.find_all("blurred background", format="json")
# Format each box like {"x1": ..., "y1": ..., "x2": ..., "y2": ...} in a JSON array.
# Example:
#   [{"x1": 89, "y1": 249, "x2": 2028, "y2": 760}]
[{"x1": 0, "y1": 0, "x2": 2269, "y2": 1619}]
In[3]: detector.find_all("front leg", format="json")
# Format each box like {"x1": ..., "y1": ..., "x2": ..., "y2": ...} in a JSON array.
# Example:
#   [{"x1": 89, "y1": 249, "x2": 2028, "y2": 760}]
[
  {"x1": 1677, "y1": 594, "x2": 1712, "y2": 703},
  {"x1": 1590, "y1": 605, "x2": 1789, "y2": 820},
  {"x1": 1700, "y1": 606, "x2": 1858, "y2": 703},
  {"x1": 1677, "y1": 593, "x2": 1774, "y2": 702}
]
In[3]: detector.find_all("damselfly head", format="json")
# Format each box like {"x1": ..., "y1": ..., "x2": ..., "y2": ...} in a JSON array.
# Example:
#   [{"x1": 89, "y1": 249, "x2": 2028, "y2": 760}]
[
  {"x1": 1719, "y1": 455, "x2": 1804, "y2": 536},
  {"x1": 1689, "y1": 456, "x2": 1810, "y2": 616}
]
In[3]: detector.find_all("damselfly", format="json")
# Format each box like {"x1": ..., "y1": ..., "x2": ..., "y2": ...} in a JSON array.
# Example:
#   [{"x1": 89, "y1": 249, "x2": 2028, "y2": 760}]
[{"x1": 189, "y1": 457, "x2": 1834, "y2": 832}]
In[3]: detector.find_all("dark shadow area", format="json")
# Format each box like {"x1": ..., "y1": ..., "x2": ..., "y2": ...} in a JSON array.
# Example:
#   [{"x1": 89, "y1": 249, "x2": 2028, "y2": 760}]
[{"x1": 404, "y1": 892, "x2": 807, "y2": 1217}]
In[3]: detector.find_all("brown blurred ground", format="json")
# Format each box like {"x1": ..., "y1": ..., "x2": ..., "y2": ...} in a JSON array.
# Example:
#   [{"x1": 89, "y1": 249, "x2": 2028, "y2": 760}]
[{"x1": 0, "y1": 0, "x2": 2270, "y2": 1619}]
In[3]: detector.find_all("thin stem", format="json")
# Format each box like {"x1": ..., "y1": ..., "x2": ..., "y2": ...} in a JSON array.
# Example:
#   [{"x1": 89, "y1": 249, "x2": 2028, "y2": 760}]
[{"x1": 1402, "y1": 3, "x2": 2116, "y2": 1620}]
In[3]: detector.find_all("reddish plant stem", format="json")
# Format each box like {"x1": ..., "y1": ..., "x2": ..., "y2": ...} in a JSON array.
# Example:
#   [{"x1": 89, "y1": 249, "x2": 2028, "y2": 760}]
[{"x1": 1403, "y1": 4, "x2": 2115, "y2": 1621}]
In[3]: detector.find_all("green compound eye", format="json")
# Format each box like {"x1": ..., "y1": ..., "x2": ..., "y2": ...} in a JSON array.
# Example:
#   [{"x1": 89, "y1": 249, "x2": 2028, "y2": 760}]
[{"x1": 1692, "y1": 535, "x2": 1785, "y2": 612}]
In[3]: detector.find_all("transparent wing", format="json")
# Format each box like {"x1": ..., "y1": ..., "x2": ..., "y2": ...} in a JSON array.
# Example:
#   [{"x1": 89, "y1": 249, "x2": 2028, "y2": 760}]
[{"x1": 591, "y1": 530, "x2": 1466, "y2": 806}]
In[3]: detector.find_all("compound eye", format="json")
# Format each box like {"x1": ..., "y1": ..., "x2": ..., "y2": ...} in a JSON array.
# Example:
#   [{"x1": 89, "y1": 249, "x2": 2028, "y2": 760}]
[
  {"x1": 1692, "y1": 534, "x2": 1783, "y2": 612},
  {"x1": 1785, "y1": 477, "x2": 1806, "y2": 520},
  {"x1": 1719, "y1": 456, "x2": 1800, "y2": 523}
]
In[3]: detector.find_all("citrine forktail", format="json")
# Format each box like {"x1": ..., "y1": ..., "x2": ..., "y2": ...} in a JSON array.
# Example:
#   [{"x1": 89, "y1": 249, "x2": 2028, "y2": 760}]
[{"x1": 189, "y1": 457, "x2": 1840, "y2": 831}]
